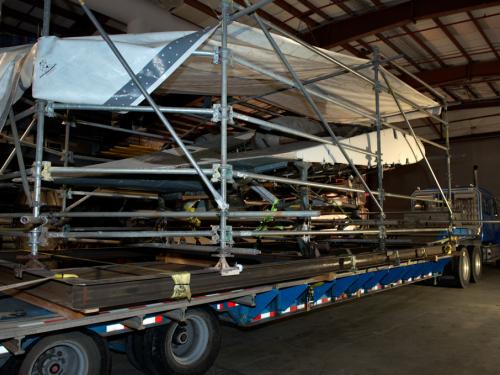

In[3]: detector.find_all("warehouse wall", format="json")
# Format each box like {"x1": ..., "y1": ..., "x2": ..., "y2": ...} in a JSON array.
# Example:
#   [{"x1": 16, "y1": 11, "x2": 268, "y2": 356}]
[{"x1": 382, "y1": 133, "x2": 500, "y2": 211}]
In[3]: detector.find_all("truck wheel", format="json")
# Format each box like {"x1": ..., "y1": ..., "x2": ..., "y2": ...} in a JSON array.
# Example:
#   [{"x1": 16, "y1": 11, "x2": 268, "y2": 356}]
[
  {"x1": 19, "y1": 331, "x2": 110, "y2": 375},
  {"x1": 126, "y1": 332, "x2": 152, "y2": 374},
  {"x1": 468, "y1": 246, "x2": 482, "y2": 283},
  {"x1": 452, "y1": 247, "x2": 471, "y2": 288},
  {"x1": 149, "y1": 308, "x2": 221, "y2": 375}
]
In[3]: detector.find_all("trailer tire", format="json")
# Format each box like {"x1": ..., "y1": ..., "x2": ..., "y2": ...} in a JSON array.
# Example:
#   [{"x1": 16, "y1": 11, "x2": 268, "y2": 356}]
[
  {"x1": 126, "y1": 332, "x2": 152, "y2": 374},
  {"x1": 18, "y1": 331, "x2": 109, "y2": 375},
  {"x1": 149, "y1": 307, "x2": 221, "y2": 375},
  {"x1": 468, "y1": 246, "x2": 482, "y2": 283},
  {"x1": 452, "y1": 246, "x2": 471, "y2": 288}
]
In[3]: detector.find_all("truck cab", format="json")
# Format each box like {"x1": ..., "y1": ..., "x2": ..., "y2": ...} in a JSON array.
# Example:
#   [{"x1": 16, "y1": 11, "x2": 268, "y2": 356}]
[{"x1": 409, "y1": 186, "x2": 500, "y2": 263}]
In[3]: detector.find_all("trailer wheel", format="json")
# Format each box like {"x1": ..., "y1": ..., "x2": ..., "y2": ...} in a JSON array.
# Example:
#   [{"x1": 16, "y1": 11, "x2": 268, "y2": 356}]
[
  {"x1": 149, "y1": 308, "x2": 221, "y2": 375},
  {"x1": 18, "y1": 331, "x2": 109, "y2": 375},
  {"x1": 452, "y1": 247, "x2": 471, "y2": 288},
  {"x1": 468, "y1": 246, "x2": 482, "y2": 283},
  {"x1": 126, "y1": 332, "x2": 152, "y2": 374}
]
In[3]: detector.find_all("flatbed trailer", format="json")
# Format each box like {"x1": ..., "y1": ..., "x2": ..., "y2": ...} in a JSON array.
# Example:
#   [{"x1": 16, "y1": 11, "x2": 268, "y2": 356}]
[{"x1": 0, "y1": 244, "x2": 476, "y2": 375}]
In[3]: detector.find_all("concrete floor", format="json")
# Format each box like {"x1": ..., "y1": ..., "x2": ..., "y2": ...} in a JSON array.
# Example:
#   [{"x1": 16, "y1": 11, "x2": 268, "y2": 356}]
[{"x1": 112, "y1": 266, "x2": 500, "y2": 375}]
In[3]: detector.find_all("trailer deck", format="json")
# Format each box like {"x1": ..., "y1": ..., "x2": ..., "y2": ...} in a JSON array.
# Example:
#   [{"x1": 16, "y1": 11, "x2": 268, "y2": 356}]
[{"x1": 0, "y1": 253, "x2": 452, "y2": 353}]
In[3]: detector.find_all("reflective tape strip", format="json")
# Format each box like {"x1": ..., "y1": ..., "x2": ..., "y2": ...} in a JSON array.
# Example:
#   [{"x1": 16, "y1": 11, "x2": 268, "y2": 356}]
[
  {"x1": 143, "y1": 315, "x2": 163, "y2": 325},
  {"x1": 282, "y1": 304, "x2": 307, "y2": 314},
  {"x1": 253, "y1": 311, "x2": 277, "y2": 321},
  {"x1": 335, "y1": 294, "x2": 348, "y2": 301},
  {"x1": 106, "y1": 323, "x2": 125, "y2": 333},
  {"x1": 314, "y1": 297, "x2": 331, "y2": 306}
]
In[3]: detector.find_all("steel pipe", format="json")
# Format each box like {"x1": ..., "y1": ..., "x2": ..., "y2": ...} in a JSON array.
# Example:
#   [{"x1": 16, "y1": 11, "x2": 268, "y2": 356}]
[
  {"x1": 233, "y1": 227, "x2": 449, "y2": 237},
  {"x1": 46, "y1": 230, "x2": 214, "y2": 239},
  {"x1": 233, "y1": 170, "x2": 444, "y2": 203},
  {"x1": 18, "y1": 210, "x2": 320, "y2": 220},
  {"x1": 232, "y1": 112, "x2": 376, "y2": 157},
  {"x1": 49, "y1": 103, "x2": 214, "y2": 116},
  {"x1": 46, "y1": 166, "x2": 214, "y2": 177}
]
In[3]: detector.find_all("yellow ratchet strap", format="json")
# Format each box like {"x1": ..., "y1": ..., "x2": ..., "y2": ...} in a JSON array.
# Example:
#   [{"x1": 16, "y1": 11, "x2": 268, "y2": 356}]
[{"x1": 171, "y1": 272, "x2": 192, "y2": 300}]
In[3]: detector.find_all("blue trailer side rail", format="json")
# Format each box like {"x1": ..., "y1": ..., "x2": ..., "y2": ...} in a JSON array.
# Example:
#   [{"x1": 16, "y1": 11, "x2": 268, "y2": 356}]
[{"x1": 213, "y1": 257, "x2": 451, "y2": 326}]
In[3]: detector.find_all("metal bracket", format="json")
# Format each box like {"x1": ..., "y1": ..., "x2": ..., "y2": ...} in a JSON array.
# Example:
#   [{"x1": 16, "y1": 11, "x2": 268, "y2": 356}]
[
  {"x1": 211, "y1": 224, "x2": 233, "y2": 245},
  {"x1": 122, "y1": 316, "x2": 144, "y2": 330},
  {"x1": 212, "y1": 255, "x2": 241, "y2": 276},
  {"x1": 233, "y1": 294, "x2": 256, "y2": 307},
  {"x1": 220, "y1": 164, "x2": 234, "y2": 183},
  {"x1": 211, "y1": 104, "x2": 234, "y2": 125},
  {"x1": 212, "y1": 104, "x2": 221, "y2": 123},
  {"x1": 44, "y1": 102, "x2": 55, "y2": 118},
  {"x1": 228, "y1": 105, "x2": 234, "y2": 125},
  {"x1": 210, "y1": 225, "x2": 220, "y2": 244},
  {"x1": 2, "y1": 337, "x2": 25, "y2": 355},
  {"x1": 350, "y1": 255, "x2": 357, "y2": 271},
  {"x1": 164, "y1": 308, "x2": 186, "y2": 322},
  {"x1": 224, "y1": 225, "x2": 234, "y2": 245},
  {"x1": 212, "y1": 46, "x2": 220, "y2": 65},
  {"x1": 211, "y1": 163, "x2": 221, "y2": 182},
  {"x1": 40, "y1": 161, "x2": 53, "y2": 181},
  {"x1": 306, "y1": 285, "x2": 314, "y2": 311}
]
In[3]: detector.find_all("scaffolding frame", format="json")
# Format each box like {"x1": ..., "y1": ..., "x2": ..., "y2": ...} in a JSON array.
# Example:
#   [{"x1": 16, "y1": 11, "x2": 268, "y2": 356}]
[{"x1": 0, "y1": 0, "x2": 454, "y2": 273}]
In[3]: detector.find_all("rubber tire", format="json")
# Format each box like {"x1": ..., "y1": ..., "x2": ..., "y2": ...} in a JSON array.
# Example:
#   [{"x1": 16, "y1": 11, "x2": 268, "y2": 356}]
[
  {"x1": 468, "y1": 246, "x2": 482, "y2": 283},
  {"x1": 452, "y1": 246, "x2": 471, "y2": 288},
  {"x1": 18, "y1": 331, "x2": 110, "y2": 375},
  {"x1": 149, "y1": 308, "x2": 221, "y2": 375},
  {"x1": 126, "y1": 332, "x2": 152, "y2": 375}
]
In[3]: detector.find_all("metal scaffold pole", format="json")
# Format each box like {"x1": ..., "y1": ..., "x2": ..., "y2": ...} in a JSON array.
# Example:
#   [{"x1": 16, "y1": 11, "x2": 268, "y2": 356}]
[
  {"x1": 214, "y1": 0, "x2": 238, "y2": 274},
  {"x1": 29, "y1": 0, "x2": 51, "y2": 260},
  {"x1": 372, "y1": 47, "x2": 385, "y2": 251},
  {"x1": 443, "y1": 101, "x2": 454, "y2": 232}
]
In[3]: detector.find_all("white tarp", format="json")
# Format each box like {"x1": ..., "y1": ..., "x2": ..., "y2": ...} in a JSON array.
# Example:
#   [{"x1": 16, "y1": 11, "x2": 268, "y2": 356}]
[
  {"x1": 0, "y1": 23, "x2": 441, "y2": 125},
  {"x1": 0, "y1": 44, "x2": 36, "y2": 132},
  {"x1": 78, "y1": 127, "x2": 424, "y2": 175}
]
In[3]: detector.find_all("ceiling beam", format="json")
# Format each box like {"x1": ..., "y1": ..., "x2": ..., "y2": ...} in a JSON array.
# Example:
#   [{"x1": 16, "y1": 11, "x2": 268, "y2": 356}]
[
  {"x1": 403, "y1": 60, "x2": 500, "y2": 88},
  {"x1": 301, "y1": 0, "x2": 500, "y2": 49},
  {"x1": 449, "y1": 98, "x2": 500, "y2": 111},
  {"x1": 273, "y1": 0, "x2": 318, "y2": 28}
]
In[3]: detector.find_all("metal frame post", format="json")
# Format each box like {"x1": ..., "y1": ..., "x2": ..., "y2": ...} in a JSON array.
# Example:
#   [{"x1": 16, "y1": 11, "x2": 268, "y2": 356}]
[
  {"x1": 443, "y1": 102, "x2": 454, "y2": 231},
  {"x1": 60, "y1": 119, "x2": 71, "y2": 211},
  {"x1": 218, "y1": 0, "x2": 230, "y2": 256},
  {"x1": 29, "y1": 0, "x2": 51, "y2": 258},
  {"x1": 372, "y1": 47, "x2": 385, "y2": 251}
]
